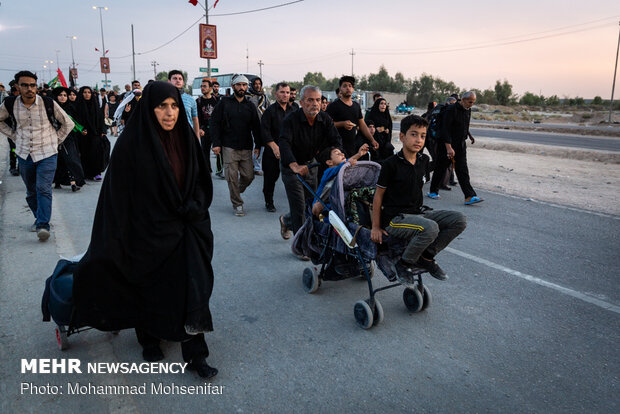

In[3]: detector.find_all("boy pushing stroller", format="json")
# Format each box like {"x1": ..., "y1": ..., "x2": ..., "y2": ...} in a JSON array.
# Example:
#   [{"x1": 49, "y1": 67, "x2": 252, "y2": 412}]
[{"x1": 371, "y1": 115, "x2": 467, "y2": 283}]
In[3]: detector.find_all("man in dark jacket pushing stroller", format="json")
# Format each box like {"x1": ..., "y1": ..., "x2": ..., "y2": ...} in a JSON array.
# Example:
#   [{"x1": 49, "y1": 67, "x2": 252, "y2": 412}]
[{"x1": 371, "y1": 115, "x2": 467, "y2": 284}]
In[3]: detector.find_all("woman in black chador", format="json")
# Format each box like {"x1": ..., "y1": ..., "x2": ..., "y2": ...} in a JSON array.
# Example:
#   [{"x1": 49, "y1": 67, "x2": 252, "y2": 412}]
[
  {"x1": 74, "y1": 86, "x2": 106, "y2": 181},
  {"x1": 52, "y1": 87, "x2": 85, "y2": 190},
  {"x1": 364, "y1": 97, "x2": 394, "y2": 161},
  {"x1": 72, "y1": 81, "x2": 217, "y2": 379}
]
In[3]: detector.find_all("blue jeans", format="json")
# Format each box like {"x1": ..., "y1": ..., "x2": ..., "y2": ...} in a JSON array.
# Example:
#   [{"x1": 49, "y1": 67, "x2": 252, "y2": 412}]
[{"x1": 18, "y1": 154, "x2": 57, "y2": 230}]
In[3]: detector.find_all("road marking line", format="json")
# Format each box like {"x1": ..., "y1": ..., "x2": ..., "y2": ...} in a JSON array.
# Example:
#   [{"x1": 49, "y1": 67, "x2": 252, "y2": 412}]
[
  {"x1": 446, "y1": 247, "x2": 620, "y2": 315},
  {"x1": 52, "y1": 196, "x2": 77, "y2": 258}
]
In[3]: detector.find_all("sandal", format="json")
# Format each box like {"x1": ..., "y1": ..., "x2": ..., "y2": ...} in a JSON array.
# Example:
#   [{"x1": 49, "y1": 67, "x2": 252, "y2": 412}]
[
  {"x1": 464, "y1": 196, "x2": 483, "y2": 205},
  {"x1": 426, "y1": 192, "x2": 441, "y2": 200}
]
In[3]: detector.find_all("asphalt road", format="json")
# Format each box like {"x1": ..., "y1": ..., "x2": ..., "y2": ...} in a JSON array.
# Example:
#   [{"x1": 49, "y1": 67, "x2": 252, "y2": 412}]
[
  {"x1": 1, "y1": 136, "x2": 619, "y2": 413},
  {"x1": 393, "y1": 122, "x2": 620, "y2": 152}
]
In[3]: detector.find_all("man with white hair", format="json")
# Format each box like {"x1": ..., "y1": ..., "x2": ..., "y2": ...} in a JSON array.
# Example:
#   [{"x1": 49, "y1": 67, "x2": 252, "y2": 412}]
[
  {"x1": 210, "y1": 74, "x2": 261, "y2": 216},
  {"x1": 278, "y1": 85, "x2": 342, "y2": 249},
  {"x1": 428, "y1": 91, "x2": 483, "y2": 205}
]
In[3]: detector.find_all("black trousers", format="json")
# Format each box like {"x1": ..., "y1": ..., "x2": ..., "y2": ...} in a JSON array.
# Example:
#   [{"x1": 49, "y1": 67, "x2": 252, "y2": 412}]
[
  {"x1": 7, "y1": 137, "x2": 16, "y2": 169},
  {"x1": 201, "y1": 133, "x2": 213, "y2": 173},
  {"x1": 430, "y1": 140, "x2": 476, "y2": 198},
  {"x1": 135, "y1": 328, "x2": 209, "y2": 363},
  {"x1": 262, "y1": 145, "x2": 280, "y2": 204},
  {"x1": 281, "y1": 164, "x2": 317, "y2": 234}
]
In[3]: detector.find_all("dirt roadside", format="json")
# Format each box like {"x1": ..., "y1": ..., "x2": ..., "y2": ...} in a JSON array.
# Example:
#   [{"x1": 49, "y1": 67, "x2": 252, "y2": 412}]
[{"x1": 392, "y1": 135, "x2": 620, "y2": 217}]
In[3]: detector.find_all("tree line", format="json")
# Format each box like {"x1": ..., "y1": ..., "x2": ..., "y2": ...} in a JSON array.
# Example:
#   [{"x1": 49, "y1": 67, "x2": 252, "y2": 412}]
[{"x1": 283, "y1": 66, "x2": 615, "y2": 109}]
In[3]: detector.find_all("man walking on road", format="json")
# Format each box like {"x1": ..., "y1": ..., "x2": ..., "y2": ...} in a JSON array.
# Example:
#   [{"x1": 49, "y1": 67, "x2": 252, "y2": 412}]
[
  {"x1": 169, "y1": 70, "x2": 200, "y2": 140},
  {"x1": 247, "y1": 76, "x2": 270, "y2": 176},
  {"x1": 196, "y1": 78, "x2": 218, "y2": 172},
  {"x1": 428, "y1": 91, "x2": 483, "y2": 205},
  {"x1": 279, "y1": 85, "x2": 342, "y2": 245},
  {"x1": 210, "y1": 74, "x2": 261, "y2": 216},
  {"x1": 260, "y1": 82, "x2": 294, "y2": 213},
  {"x1": 326, "y1": 76, "x2": 378, "y2": 157},
  {"x1": 0, "y1": 70, "x2": 74, "y2": 241}
]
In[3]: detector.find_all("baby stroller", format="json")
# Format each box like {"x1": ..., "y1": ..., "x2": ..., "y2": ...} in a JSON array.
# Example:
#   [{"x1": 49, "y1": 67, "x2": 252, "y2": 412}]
[{"x1": 292, "y1": 161, "x2": 432, "y2": 329}]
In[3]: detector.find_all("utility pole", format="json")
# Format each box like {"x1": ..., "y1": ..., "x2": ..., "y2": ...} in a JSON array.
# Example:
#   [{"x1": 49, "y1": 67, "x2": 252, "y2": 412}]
[
  {"x1": 257, "y1": 60, "x2": 264, "y2": 79},
  {"x1": 151, "y1": 61, "x2": 159, "y2": 79},
  {"x1": 349, "y1": 48, "x2": 356, "y2": 76},
  {"x1": 609, "y1": 21, "x2": 620, "y2": 123},
  {"x1": 205, "y1": 0, "x2": 211, "y2": 77},
  {"x1": 93, "y1": 6, "x2": 109, "y2": 86},
  {"x1": 131, "y1": 24, "x2": 136, "y2": 81},
  {"x1": 66, "y1": 35, "x2": 77, "y2": 87}
]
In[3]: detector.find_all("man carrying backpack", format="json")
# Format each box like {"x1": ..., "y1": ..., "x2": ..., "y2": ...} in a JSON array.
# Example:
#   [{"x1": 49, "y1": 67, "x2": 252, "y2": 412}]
[{"x1": 0, "y1": 71, "x2": 74, "y2": 241}]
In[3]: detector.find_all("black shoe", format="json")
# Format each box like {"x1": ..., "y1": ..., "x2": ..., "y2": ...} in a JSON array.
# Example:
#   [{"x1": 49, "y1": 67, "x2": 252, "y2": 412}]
[
  {"x1": 10, "y1": 168, "x2": 19, "y2": 176},
  {"x1": 265, "y1": 203, "x2": 276, "y2": 213},
  {"x1": 71, "y1": 184, "x2": 80, "y2": 192},
  {"x1": 142, "y1": 345, "x2": 164, "y2": 362},
  {"x1": 187, "y1": 358, "x2": 218, "y2": 379},
  {"x1": 415, "y1": 258, "x2": 448, "y2": 281},
  {"x1": 390, "y1": 260, "x2": 418, "y2": 285},
  {"x1": 449, "y1": 181, "x2": 458, "y2": 186}
]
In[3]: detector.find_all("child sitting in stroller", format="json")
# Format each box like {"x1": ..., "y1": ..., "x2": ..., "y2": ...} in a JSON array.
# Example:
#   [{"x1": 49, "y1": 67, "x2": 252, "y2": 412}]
[
  {"x1": 370, "y1": 115, "x2": 467, "y2": 284},
  {"x1": 311, "y1": 143, "x2": 369, "y2": 218}
]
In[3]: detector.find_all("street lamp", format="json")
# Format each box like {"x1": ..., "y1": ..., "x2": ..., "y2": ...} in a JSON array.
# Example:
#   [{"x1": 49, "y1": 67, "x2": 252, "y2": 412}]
[
  {"x1": 93, "y1": 6, "x2": 109, "y2": 87},
  {"x1": 44, "y1": 60, "x2": 54, "y2": 83},
  {"x1": 42, "y1": 65, "x2": 47, "y2": 84}
]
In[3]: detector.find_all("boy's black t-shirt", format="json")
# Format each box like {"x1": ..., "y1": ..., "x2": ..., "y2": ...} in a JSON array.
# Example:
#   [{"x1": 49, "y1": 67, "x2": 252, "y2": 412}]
[
  {"x1": 376, "y1": 150, "x2": 429, "y2": 227},
  {"x1": 325, "y1": 99, "x2": 363, "y2": 157}
]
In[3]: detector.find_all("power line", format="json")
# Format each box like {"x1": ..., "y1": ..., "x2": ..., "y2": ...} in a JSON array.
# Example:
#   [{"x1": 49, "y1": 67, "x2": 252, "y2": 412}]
[
  {"x1": 358, "y1": 17, "x2": 619, "y2": 56},
  {"x1": 108, "y1": 1, "x2": 304, "y2": 59}
]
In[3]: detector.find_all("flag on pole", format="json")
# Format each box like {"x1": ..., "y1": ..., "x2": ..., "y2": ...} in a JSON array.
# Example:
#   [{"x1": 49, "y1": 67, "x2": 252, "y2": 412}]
[
  {"x1": 188, "y1": 0, "x2": 198, "y2": 5},
  {"x1": 48, "y1": 75, "x2": 60, "y2": 88},
  {"x1": 214, "y1": 0, "x2": 219, "y2": 7},
  {"x1": 56, "y1": 68, "x2": 68, "y2": 87}
]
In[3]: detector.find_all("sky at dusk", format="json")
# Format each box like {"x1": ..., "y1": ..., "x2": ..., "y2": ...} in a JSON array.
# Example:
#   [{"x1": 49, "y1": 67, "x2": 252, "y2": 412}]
[{"x1": 1, "y1": 0, "x2": 619, "y2": 98}]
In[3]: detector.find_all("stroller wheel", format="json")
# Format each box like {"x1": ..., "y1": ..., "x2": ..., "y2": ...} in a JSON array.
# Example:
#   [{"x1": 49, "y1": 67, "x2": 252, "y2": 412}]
[
  {"x1": 302, "y1": 267, "x2": 320, "y2": 294},
  {"x1": 420, "y1": 285, "x2": 432, "y2": 311},
  {"x1": 372, "y1": 298, "x2": 384, "y2": 325},
  {"x1": 403, "y1": 287, "x2": 423, "y2": 313},
  {"x1": 353, "y1": 300, "x2": 374, "y2": 329},
  {"x1": 55, "y1": 326, "x2": 69, "y2": 351}
]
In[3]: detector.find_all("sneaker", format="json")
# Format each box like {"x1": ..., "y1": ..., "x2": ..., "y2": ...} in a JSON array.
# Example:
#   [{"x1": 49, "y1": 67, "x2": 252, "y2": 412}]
[
  {"x1": 36, "y1": 228, "x2": 50, "y2": 242},
  {"x1": 265, "y1": 203, "x2": 276, "y2": 213},
  {"x1": 10, "y1": 168, "x2": 19, "y2": 176},
  {"x1": 426, "y1": 192, "x2": 441, "y2": 200},
  {"x1": 29, "y1": 221, "x2": 37, "y2": 232},
  {"x1": 94, "y1": 174, "x2": 103, "y2": 182},
  {"x1": 279, "y1": 215, "x2": 292, "y2": 240},
  {"x1": 390, "y1": 260, "x2": 418, "y2": 285},
  {"x1": 415, "y1": 258, "x2": 448, "y2": 281},
  {"x1": 234, "y1": 206, "x2": 245, "y2": 217}
]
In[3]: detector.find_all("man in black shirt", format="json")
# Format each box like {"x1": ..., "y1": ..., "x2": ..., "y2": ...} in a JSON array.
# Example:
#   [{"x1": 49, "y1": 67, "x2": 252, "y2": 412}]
[
  {"x1": 289, "y1": 87, "x2": 299, "y2": 110},
  {"x1": 260, "y1": 82, "x2": 295, "y2": 213},
  {"x1": 279, "y1": 85, "x2": 342, "y2": 242},
  {"x1": 428, "y1": 91, "x2": 483, "y2": 205},
  {"x1": 196, "y1": 78, "x2": 218, "y2": 172},
  {"x1": 371, "y1": 115, "x2": 466, "y2": 283},
  {"x1": 326, "y1": 76, "x2": 378, "y2": 157},
  {"x1": 210, "y1": 74, "x2": 261, "y2": 216}
]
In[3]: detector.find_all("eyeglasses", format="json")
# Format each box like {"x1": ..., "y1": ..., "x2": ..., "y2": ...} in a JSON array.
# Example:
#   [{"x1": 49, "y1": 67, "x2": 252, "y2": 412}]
[{"x1": 20, "y1": 83, "x2": 38, "y2": 89}]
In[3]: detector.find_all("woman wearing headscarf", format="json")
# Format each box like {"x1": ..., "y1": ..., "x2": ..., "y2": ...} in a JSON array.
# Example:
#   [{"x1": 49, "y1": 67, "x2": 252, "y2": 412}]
[
  {"x1": 72, "y1": 81, "x2": 217, "y2": 379},
  {"x1": 74, "y1": 86, "x2": 107, "y2": 181},
  {"x1": 365, "y1": 98, "x2": 394, "y2": 161},
  {"x1": 106, "y1": 92, "x2": 119, "y2": 137},
  {"x1": 52, "y1": 87, "x2": 86, "y2": 190}
]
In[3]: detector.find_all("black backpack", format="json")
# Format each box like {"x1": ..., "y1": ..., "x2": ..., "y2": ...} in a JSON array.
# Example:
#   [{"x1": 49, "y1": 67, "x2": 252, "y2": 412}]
[
  {"x1": 2, "y1": 95, "x2": 61, "y2": 132},
  {"x1": 427, "y1": 104, "x2": 448, "y2": 140}
]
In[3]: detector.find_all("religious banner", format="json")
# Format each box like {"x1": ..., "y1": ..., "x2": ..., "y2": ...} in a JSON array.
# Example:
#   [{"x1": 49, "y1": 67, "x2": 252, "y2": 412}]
[
  {"x1": 199, "y1": 24, "x2": 217, "y2": 59},
  {"x1": 100, "y1": 57, "x2": 110, "y2": 74}
]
